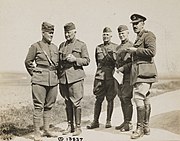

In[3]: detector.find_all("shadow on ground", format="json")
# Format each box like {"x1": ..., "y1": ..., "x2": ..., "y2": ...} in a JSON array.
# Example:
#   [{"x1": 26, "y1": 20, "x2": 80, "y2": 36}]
[
  {"x1": 150, "y1": 110, "x2": 180, "y2": 135},
  {"x1": 81, "y1": 111, "x2": 180, "y2": 136}
]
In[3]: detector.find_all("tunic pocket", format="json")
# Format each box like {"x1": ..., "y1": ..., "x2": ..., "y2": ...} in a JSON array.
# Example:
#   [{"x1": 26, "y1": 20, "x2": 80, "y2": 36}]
[
  {"x1": 72, "y1": 48, "x2": 81, "y2": 57},
  {"x1": 137, "y1": 62, "x2": 157, "y2": 78},
  {"x1": 96, "y1": 49, "x2": 104, "y2": 60}
]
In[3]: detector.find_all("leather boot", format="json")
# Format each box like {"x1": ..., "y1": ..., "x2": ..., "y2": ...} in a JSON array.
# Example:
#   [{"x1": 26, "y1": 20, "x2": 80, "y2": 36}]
[
  {"x1": 120, "y1": 104, "x2": 133, "y2": 132},
  {"x1": 105, "y1": 120, "x2": 112, "y2": 128},
  {"x1": 62, "y1": 106, "x2": 74, "y2": 135},
  {"x1": 72, "y1": 108, "x2": 82, "y2": 136},
  {"x1": 33, "y1": 109, "x2": 42, "y2": 141},
  {"x1": 87, "y1": 121, "x2": 99, "y2": 129},
  {"x1": 144, "y1": 104, "x2": 151, "y2": 135},
  {"x1": 105, "y1": 101, "x2": 113, "y2": 128},
  {"x1": 115, "y1": 103, "x2": 126, "y2": 130},
  {"x1": 87, "y1": 101, "x2": 102, "y2": 129},
  {"x1": 131, "y1": 106, "x2": 145, "y2": 139},
  {"x1": 43, "y1": 110, "x2": 57, "y2": 138},
  {"x1": 116, "y1": 104, "x2": 133, "y2": 131},
  {"x1": 34, "y1": 131, "x2": 42, "y2": 141}
]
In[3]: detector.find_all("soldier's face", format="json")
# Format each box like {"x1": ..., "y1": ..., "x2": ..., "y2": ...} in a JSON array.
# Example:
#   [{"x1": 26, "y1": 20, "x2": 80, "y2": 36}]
[
  {"x1": 118, "y1": 30, "x2": 129, "y2": 41},
  {"x1": 103, "y1": 32, "x2": 112, "y2": 42},
  {"x1": 132, "y1": 21, "x2": 144, "y2": 33},
  {"x1": 42, "y1": 31, "x2": 54, "y2": 43},
  {"x1": 65, "y1": 30, "x2": 76, "y2": 41}
]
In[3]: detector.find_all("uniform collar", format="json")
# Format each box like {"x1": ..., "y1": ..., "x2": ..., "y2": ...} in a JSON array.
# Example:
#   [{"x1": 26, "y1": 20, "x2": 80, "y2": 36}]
[
  {"x1": 137, "y1": 29, "x2": 145, "y2": 38},
  {"x1": 42, "y1": 38, "x2": 51, "y2": 45},
  {"x1": 66, "y1": 38, "x2": 76, "y2": 44},
  {"x1": 121, "y1": 39, "x2": 129, "y2": 44},
  {"x1": 134, "y1": 29, "x2": 145, "y2": 43},
  {"x1": 104, "y1": 41, "x2": 111, "y2": 46}
]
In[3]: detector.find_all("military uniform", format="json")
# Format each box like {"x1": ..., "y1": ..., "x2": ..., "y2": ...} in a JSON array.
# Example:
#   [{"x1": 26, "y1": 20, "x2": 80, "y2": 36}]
[
  {"x1": 58, "y1": 39, "x2": 90, "y2": 104},
  {"x1": 87, "y1": 27, "x2": 117, "y2": 129},
  {"x1": 130, "y1": 29, "x2": 157, "y2": 85},
  {"x1": 25, "y1": 22, "x2": 58, "y2": 140},
  {"x1": 129, "y1": 14, "x2": 158, "y2": 139},
  {"x1": 94, "y1": 41, "x2": 117, "y2": 98},
  {"x1": 58, "y1": 22, "x2": 90, "y2": 136},
  {"x1": 115, "y1": 25, "x2": 133, "y2": 131}
]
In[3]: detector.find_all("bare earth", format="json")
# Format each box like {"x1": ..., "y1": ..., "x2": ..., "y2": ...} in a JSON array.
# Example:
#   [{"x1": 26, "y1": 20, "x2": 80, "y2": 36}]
[
  {"x1": 10, "y1": 89, "x2": 180, "y2": 141},
  {"x1": 0, "y1": 74, "x2": 180, "y2": 141}
]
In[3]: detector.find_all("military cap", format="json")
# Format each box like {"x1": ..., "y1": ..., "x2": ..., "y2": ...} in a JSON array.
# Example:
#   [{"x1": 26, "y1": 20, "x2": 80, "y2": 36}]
[
  {"x1": 64, "y1": 22, "x2": 76, "y2": 31},
  {"x1": 42, "y1": 22, "x2": 54, "y2": 32},
  {"x1": 130, "y1": 14, "x2": 147, "y2": 23},
  {"x1": 117, "y1": 25, "x2": 128, "y2": 32},
  {"x1": 103, "y1": 27, "x2": 112, "y2": 33}
]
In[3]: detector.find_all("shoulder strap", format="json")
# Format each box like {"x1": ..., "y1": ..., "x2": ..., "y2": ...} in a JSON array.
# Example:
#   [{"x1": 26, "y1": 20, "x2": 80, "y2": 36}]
[
  {"x1": 101, "y1": 45, "x2": 114, "y2": 61},
  {"x1": 101, "y1": 45, "x2": 108, "y2": 56},
  {"x1": 37, "y1": 42, "x2": 55, "y2": 66}
]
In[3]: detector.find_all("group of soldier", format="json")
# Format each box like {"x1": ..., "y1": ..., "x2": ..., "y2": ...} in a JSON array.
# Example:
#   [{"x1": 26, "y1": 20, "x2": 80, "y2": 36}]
[{"x1": 25, "y1": 13, "x2": 158, "y2": 141}]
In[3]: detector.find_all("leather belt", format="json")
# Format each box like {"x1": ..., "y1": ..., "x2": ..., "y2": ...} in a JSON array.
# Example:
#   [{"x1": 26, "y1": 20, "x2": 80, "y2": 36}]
[{"x1": 37, "y1": 65, "x2": 56, "y2": 70}]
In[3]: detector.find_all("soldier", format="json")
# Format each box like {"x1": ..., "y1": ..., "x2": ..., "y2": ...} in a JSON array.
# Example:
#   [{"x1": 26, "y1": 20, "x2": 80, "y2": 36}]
[
  {"x1": 87, "y1": 27, "x2": 117, "y2": 129},
  {"x1": 115, "y1": 25, "x2": 133, "y2": 132},
  {"x1": 25, "y1": 22, "x2": 59, "y2": 141},
  {"x1": 58, "y1": 22, "x2": 90, "y2": 136},
  {"x1": 127, "y1": 14, "x2": 158, "y2": 139}
]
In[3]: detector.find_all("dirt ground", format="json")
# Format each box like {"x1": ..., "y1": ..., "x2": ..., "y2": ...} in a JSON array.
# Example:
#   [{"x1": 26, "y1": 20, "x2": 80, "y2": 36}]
[{"x1": 0, "y1": 74, "x2": 180, "y2": 140}]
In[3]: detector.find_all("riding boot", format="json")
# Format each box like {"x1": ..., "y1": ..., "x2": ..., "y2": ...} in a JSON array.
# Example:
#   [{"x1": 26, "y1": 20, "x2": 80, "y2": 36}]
[
  {"x1": 72, "y1": 107, "x2": 82, "y2": 136},
  {"x1": 144, "y1": 104, "x2": 151, "y2": 135},
  {"x1": 87, "y1": 101, "x2": 102, "y2": 129},
  {"x1": 33, "y1": 109, "x2": 42, "y2": 141},
  {"x1": 116, "y1": 103, "x2": 133, "y2": 131},
  {"x1": 43, "y1": 110, "x2": 57, "y2": 137},
  {"x1": 115, "y1": 103, "x2": 126, "y2": 130},
  {"x1": 131, "y1": 106, "x2": 145, "y2": 139},
  {"x1": 119, "y1": 104, "x2": 133, "y2": 132},
  {"x1": 62, "y1": 106, "x2": 74, "y2": 135},
  {"x1": 105, "y1": 101, "x2": 113, "y2": 128}
]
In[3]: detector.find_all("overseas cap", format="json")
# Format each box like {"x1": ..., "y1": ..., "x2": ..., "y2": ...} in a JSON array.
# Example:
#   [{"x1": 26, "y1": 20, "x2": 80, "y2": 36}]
[
  {"x1": 42, "y1": 22, "x2": 54, "y2": 32},
  {"x1": 130, "y1": 14, "x2": 147, "y2": 23},
  {"x1": 117, "y1": 25, "x2": 128, "y2": 32},
  {"x1": 64, "y1": 22, "x2": 76, "y2": 32},
  {"x1": 103, "y1": 27, "x2": 112, "y2": 33}
]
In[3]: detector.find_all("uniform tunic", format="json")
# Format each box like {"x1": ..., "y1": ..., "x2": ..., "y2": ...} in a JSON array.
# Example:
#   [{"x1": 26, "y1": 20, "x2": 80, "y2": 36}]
[
  {"x1": 93, "y1": 42, "x2": 117, "y2": 100},
  {"x1": 131, "y1": 30, "x2": 158, "y2": 101},
  {"x1": 116, "y1": 40, "x2": 133, "y2": 103},
  {"x1": 116, "y1": 40, "x2": 133, "y2": 82},
  {"x1": 25, "y1": 40, "x2": 59, "y2": 110},
  {"x1": 25, "y1": 40, "x2": 59, "y2": 86},
  {"x1": 130, "y1": 30, "x2": 158, "y2": 85},
  {"x1": 58, "y1": 39, "x2": 90, "y2": 107}
]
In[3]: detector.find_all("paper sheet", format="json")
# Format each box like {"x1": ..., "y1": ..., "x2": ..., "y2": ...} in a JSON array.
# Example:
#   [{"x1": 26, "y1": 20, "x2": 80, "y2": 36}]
[{"x1": 113, "y1": 68, "x2": 123, "y2": 84}]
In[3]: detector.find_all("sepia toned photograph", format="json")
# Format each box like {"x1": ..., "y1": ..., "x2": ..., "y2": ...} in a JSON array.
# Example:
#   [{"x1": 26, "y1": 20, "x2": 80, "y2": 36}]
[{"x1": 0, "y1": 0, "x2": 180, "y2": 140}]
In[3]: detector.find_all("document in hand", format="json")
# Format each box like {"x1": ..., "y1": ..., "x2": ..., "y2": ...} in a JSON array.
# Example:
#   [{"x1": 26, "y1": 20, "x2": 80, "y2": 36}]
[{"x1": 113, "y1": 68, "x2": 123, "y2": 84}]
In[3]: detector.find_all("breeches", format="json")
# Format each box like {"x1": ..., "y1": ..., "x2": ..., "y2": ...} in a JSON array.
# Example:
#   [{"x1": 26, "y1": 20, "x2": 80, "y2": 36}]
[
  {"x1": 93, "y1": 79, "x2": 116, "y2": 102},
  {"x1": 117, "y1": 81, "x2": 133, "y2": 105},
  {"x1": 133, "y1": 82, "x2": 151, "y2": 107},
  {"x1": 59, "y1": 80, "x2": 84, "y2": 108},
  {"x1": 32, "y1": 84, "x2": 58, "y2": 111}
]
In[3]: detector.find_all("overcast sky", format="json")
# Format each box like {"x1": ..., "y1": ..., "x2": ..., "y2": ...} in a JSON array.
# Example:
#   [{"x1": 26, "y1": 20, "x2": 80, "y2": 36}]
[{"x1": 0, "y1": 0, "x2": 180, "y2": 76}]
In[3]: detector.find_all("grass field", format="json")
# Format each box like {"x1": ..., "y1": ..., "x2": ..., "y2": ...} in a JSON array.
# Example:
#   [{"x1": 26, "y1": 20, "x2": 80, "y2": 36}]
[{"x1": 0, "y1": 72, "x2": 180, "y2": 137}]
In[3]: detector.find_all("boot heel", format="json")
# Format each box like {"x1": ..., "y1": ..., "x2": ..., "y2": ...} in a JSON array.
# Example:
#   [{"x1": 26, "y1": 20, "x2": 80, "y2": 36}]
[{"x1": 72, "y1": 127, "x2": 82, "y2": 136}]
